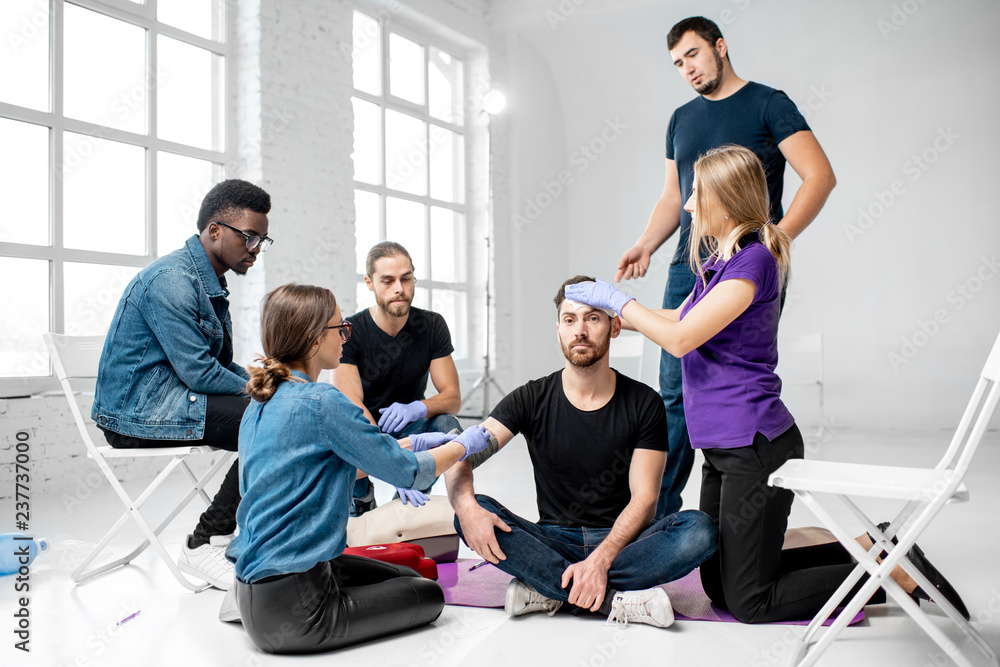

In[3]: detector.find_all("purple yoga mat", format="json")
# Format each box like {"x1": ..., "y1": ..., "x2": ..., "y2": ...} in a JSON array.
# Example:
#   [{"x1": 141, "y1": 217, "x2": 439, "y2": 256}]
[{"x1": 437, "y1": 559, "x2": 865, "y2": 626}]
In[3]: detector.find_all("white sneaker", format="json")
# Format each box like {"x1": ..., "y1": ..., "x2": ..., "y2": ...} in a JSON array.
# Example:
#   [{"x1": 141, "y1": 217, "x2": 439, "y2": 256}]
[
  {"x1": 218, "y1": 587, "x2": 241, "y2": 623},
  {"x1": 178, "y1": 535, "x2": 235, "y2": 590},
  {"x1": 606, "y1": 587, "x2": 674, "y2": 628},
  {"x1": 504, "y1": 579, "x2": 563, "y2": 617}
]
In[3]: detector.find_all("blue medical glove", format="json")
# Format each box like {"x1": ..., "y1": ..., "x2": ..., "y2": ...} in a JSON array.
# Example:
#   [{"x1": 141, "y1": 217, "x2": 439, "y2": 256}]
[
  {"x1": 378, "y1": 400, "x2": 428, "y2": 434},
  {"x1": 408, "y1": 432, "x2": 454, "y2": 453},
  {"x1": 564, "y1": 279, "x2": 635, "y2": 317},
  {"x1": 454, "y1": 425, "x2": 491, "y2": 461},
  {"x1": 396, "y1": 488, "x2": 430, "y2": 507}
]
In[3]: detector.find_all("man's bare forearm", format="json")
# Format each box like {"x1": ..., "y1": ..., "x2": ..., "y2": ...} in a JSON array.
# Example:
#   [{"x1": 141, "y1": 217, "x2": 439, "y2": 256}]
[
  {"x1": 778, "y1": 172, "x2": 835, "y2": 240},
  {"x1": 445, "y1": 461, "x2": 477, "y2": 510},
  {"x1": 590, "y1": 494, "x2": 656, "y2": 567},
  {"x1": 421, "y1": 391, "x2": 461, "y2": 420}
]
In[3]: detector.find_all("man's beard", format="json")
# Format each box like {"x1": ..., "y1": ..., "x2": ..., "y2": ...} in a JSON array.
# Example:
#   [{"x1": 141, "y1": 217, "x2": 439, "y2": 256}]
[
  {"x1": 561, "y1": 334, "x2": 611, "y2": 368},
  {"x1": 694, "y1": 50, "x2": 725, "y2": 95},
  {"x1": 376, "y1": 292, "x2": 411, "y2": 317}
]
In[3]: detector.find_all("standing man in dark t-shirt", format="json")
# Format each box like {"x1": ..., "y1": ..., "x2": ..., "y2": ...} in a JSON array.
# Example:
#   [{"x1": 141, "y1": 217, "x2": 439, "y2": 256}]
[
  {"x1": 615, "y1": 17, "x2": 837, "y2": 520},
  {"x1": 445, "y1": 276, "x2": 716, "y2": 628},
  {"x1": 332, "y1": 242, "x2": 461, "y2": 515}
]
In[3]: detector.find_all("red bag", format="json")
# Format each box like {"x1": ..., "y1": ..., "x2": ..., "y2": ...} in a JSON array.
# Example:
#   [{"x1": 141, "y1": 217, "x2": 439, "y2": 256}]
[{"x1": 343, "y1": 542, "x2": 439, "y2": 580}]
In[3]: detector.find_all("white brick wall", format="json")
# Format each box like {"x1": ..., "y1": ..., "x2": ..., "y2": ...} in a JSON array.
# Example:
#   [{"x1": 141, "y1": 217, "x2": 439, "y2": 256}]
[
  {"x1": 1, "y1": 0, "x2": 506, "y2": 497},
  {"x1": 0, "y1": 395, "x2": 226, "y2": 502}
]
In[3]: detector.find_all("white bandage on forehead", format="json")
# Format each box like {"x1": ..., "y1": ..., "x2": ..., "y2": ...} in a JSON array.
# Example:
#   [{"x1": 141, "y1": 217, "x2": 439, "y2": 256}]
[{"x1": 563, "y1": 299, "x2": 617, "y2": 318}]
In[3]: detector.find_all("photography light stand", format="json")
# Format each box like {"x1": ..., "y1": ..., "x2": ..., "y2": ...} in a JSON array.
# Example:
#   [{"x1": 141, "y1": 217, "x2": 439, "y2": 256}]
[{"x1": 458, "y1": 90, "x2": 506, "y2": 420}]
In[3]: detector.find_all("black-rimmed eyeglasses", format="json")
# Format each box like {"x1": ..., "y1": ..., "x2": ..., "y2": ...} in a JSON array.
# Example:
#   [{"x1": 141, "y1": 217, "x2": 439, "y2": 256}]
[
  {"x1": 326, "y1": 321, "x2": 353, "y2": 342},
  {"x1": 214, "y1": 221, "x2": 274, "y2": 252}
]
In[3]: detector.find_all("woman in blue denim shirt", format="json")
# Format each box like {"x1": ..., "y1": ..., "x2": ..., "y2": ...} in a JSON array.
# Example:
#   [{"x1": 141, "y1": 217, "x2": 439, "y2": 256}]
[{"x1": 225, "y1": 283, "x2": 488, "y2": 654}]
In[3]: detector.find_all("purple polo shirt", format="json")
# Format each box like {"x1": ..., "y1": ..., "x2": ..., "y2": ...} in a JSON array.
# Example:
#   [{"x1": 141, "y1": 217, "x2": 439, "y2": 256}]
[{"x1": 679, "y1": 240, "x2": 794, "y2": 449}]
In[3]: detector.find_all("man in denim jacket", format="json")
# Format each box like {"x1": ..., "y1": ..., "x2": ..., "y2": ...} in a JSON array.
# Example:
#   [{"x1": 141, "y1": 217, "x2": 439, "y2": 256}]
[{"x1": 92, "y1": 179, "x2": 272, "y2": 590}]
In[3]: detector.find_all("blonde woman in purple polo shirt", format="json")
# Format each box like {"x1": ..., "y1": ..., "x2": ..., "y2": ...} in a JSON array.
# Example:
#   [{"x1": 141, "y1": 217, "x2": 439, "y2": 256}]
[{"x1": 566, "y1": 144, "x2": 968, "y2": 623}]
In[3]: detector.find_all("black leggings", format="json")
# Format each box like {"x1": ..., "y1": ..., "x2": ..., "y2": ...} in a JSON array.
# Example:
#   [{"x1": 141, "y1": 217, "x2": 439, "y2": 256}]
[
  {"x1": 699, "y1": 424, "x2": 885, "y2": 623},
  {"x1": 103, "y1": 395, "x2": 250, "y2": 544},
  {"x1": 234, "y1": 555, "x2": 445, "y2": 654}
]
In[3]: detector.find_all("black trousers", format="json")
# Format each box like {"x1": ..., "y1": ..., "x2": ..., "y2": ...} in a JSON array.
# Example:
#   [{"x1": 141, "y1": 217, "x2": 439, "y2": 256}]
[
  {"x1": 234, "y1": 555, "x2": 445, "y2": 654},
  {"x1": 103, "y1": 395, "x2": 250, "y2": 544},
  {"x1": 699, "y1": 424, "x2": 885, "y2": 623}
]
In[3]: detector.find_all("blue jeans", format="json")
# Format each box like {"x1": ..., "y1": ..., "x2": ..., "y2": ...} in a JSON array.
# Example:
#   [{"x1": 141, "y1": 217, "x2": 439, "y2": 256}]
[
  {"x1": 353, "y1": 413, "x2": 461, "y2": 500},
  {"x1": 455, "y1": 495, "x2": 717, "y2": 614},
  {"x1": 656, "y1": 262, "x2": 697, "y2": 520}
]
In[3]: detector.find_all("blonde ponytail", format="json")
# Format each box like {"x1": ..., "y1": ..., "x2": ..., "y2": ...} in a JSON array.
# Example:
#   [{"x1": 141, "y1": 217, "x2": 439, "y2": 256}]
[
  {"x1": 757, "y1": 222, "x2": 791, "y2": 288},
  {"x1": 690, "y1": 145, "x2": 791, "y2": 288}
]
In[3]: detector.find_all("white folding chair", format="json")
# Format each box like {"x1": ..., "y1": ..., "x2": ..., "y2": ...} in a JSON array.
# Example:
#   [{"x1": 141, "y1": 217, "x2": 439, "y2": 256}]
[
  {"x1": 768, "y1": 330, "x2": 1000, "y2": 667},
  {"x1": 44, "y1": 333, "x2": 237, "y2": 592}
]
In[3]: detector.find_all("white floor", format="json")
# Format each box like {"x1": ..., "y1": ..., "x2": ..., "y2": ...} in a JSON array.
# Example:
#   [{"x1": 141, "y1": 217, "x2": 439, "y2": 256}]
[{"x1": 3, "y1": 430, "x2": 999, "y2": 667}]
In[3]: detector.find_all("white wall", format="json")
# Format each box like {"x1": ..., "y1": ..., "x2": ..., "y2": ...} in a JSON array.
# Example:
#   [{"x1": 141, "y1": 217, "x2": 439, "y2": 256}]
[{"x1": 494, "y1": 0, "x2": 1000, "y2": 430}]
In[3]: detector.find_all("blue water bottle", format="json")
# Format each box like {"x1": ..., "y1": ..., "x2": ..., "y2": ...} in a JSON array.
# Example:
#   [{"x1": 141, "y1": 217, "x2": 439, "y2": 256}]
[{"x1": 0, "y1": 534, "x2": 48, "y2": 575}]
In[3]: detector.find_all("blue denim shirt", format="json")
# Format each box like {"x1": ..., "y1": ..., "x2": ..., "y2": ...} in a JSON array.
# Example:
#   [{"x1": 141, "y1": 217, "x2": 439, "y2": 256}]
[
  {"x1": 91, "y1": 235, "x2": 248, "y2": 440},
  {"x1": 227, "y1": 371, "x2": 437, "y2": 583}
]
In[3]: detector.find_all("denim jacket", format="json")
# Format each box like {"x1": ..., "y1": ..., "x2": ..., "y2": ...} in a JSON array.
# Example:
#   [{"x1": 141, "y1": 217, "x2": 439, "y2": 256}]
[
  {"x1": 227, "y1": 371, "x2": 437, "y2": 582},
  {"x1": 91, "y1": 235, "x2": 249, "y2": 440}
]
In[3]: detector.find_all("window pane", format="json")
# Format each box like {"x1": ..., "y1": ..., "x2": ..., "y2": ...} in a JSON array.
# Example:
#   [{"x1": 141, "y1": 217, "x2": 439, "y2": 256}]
[
  {"x1": 158, "y1": 0, "x2": 221, "y2": 41},
  {"x1": 157, "y1": 35, "x2": 223, "y2": 150},
  {"x1": 385, "y1": 197, "x2": 426, "y2": 276},
  {"x1": 355, "y1": 281, "x2": 375, "y2": 313},
  {"x1": 389, "y1": 33, "x2": 424, "y2": 105},
  {"x1": 0, "y1": 118, "x2": 48, "y2": 245},
  {"x1": 0, "y1": 258, "x2": 48, "y2": 376},
  {"x1": 0, "y1": 0, "x2": 49, "y2": 111},
  {"x1": 432, "y1": 289, "x2": 466, "y2": 360},
  {"x1": 413, "y1": 286, "x2": 429, "y2": 310},
  {"x1": 352, "y1": 97, "x2": 381, "y2": 185},
  {"x1": 429, "y1": 48, "x2": 463, "y2": 124},
  {"x1": 385, "y1": 110, "x2": 426, "y2": 196},
  {"x1": 158, "y1": 152, "x2": 215, "y2": 255},
  {"x1": 352, "y1": 11, "x2": 380, "y2": 95},
  {"x1": 64, "y1": 263, "x2": 140, "y2": 336},
  {"x1": 64, "y1": 5, "x2": 147, "y2": 134},
  {"x1": 429, "y1": 208, "x2": 465, "y2": 283},
  {"x1": 354, "y1": 190, "x2": 380, "y2": 275},
  {"x1": 63, "y1": 133, "x2": 146, "y2": 254},
  {"x1": 429, "y1": 126, "x2": 464, "y2": 203}
]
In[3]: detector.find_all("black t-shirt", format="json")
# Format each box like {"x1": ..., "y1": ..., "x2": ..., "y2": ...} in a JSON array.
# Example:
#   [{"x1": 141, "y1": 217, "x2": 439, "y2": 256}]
[
  {"x1": 340, "y1": 307, "x2": 454, "y2": 415},
  {"x1": 490, "y1": 370, "x2": 668, "y2": 528},
  {"x1": 666, "y1": 81, "x2": 810, "y2": 264}
]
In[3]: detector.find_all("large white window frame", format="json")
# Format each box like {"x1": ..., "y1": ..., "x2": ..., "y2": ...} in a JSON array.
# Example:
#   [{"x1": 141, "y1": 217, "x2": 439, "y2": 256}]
[
  {"x1": 0, "y1": 0, "x2": 233, "y2": 397},
  {"x1": 351, "y1": 7, "x2": 475, "y2": 367}
]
